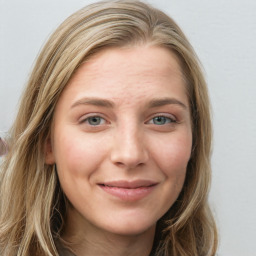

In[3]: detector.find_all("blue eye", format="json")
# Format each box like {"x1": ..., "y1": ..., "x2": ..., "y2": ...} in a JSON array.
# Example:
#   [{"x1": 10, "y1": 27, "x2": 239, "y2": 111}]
[
  {"x1": 151, "y1": 116, "x2": 174, "y2": 125},
  {"x1": 86, "y1": 116, "x2": 105, "y2": 126}
]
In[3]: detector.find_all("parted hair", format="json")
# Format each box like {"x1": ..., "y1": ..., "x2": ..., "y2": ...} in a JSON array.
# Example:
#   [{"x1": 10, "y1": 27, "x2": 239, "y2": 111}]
[{"x1": 0, "y1": 0, "x2": 217, "y2": 255}]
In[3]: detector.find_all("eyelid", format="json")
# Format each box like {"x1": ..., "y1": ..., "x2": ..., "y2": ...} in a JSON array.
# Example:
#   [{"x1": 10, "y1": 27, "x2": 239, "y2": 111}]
[
  {"x1": 78, "y1": 113, "x2": 108, "y2": 124},
  {"x1": 145, "y1": 113, "x2": 177, "y2": 124},
  {"x1": 78, "y1": 112, "x2": 178, "y2": 126}
]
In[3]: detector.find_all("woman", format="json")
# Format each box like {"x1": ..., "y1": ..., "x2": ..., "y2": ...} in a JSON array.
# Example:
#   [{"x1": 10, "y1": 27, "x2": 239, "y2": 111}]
[{"x1": 0, "y1": 0, "x2": 218, "y2": 255}]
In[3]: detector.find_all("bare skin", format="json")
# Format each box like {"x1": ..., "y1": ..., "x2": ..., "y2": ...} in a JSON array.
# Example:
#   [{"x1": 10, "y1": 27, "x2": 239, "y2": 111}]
[
  {"x1": 62, "y1": 205, "x2": 155, "y2": 256},
  {"x1": 46, "y1": 46, "x2": 192, "y2": 256}
]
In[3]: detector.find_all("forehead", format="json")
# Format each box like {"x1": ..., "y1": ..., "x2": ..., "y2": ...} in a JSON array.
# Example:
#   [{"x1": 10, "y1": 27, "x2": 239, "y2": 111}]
[
  {"x1": 74, "y1": 46, "x2": 184, "y2": 81},
  {"x1": 59, "y1": 46, "x2": 188, "y2": 108}
]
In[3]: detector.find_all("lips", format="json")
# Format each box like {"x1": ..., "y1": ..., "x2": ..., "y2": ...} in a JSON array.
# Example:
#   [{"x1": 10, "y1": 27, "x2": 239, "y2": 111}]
[{"x1": 98, "y1": 180, "x2": 158, "y2": 201}]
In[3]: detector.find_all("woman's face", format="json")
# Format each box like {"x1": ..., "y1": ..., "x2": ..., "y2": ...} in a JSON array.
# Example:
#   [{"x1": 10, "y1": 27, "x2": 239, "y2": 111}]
[{"x1": 46, "y1": 46, "x2": 192, "y2": 237}]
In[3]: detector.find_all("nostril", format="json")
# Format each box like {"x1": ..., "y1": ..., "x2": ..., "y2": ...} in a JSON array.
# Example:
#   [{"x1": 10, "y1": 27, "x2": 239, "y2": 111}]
[
  {"x1": 113, "y1": 158, "x2": 146, "y2": 169},
  {"x1": 115, "y1": 161, "x2": 127, "y2": 167}
]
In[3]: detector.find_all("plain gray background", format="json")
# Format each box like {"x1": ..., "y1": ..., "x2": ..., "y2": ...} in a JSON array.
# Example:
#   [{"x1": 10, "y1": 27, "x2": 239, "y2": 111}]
[{"x1": 1, "y1": 0, "x2": 256, "y2": 255}]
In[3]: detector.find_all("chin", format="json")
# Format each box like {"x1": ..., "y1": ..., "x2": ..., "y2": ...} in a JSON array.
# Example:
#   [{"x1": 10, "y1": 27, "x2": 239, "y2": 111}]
[{"x1": 101, "y1": 215, "x2": 157, "y2": 237}]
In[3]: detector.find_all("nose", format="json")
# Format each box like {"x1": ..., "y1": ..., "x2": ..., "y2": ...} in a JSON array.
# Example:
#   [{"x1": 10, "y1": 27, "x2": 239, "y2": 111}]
[{"x1": 110, "y1": 125, "x2": 149, "y2": 169}]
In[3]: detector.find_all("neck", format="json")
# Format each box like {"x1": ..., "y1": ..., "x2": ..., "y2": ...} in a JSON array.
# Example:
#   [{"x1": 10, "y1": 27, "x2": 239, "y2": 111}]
[{"x1": 61, "y1": 207, "x2": 156, "y2": 256}]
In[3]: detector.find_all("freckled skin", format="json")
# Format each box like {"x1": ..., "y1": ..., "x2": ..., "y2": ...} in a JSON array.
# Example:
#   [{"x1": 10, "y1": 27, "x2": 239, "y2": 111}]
[{"x1": 46, "y1": 46, "x2": 192, "y2": 253}]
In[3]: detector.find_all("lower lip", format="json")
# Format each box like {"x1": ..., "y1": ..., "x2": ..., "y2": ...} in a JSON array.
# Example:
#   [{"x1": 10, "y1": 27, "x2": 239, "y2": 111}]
[{"x1": 99, "y1": 185, "x2": 156, "y2": 201}]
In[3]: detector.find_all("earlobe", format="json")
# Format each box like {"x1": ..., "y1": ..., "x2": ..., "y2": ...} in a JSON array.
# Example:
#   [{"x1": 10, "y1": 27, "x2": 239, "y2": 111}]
[{"x1": 44, "y1": 136, "x2": 55, "y2": 164}]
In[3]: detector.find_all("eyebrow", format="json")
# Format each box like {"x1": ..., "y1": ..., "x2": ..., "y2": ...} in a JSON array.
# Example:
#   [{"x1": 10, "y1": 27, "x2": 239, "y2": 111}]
[
  {"x1": 71, "y1": 97, "x2": 187, "y2": 109},
  {"x1": 147, "y1": 97, "x2": 187, "y2": 109},
  {"x1": 71, "y1": 97, "x2": 114, "y2": 109}
]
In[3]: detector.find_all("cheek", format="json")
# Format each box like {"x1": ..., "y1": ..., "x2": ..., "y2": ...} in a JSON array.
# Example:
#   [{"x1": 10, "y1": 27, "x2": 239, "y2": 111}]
[
  {"x1": 53, "y1": 133, "x2": 109, "y2": 205},
  {"x1": 152, "y1": 133, "x2": 192, "y2": 184},
  {"x1": 148, "y1": 133, "x2": 192, "y2": 216},
  {"x1": 53, "y1": 131, "x2": 108, "y2": 178}
]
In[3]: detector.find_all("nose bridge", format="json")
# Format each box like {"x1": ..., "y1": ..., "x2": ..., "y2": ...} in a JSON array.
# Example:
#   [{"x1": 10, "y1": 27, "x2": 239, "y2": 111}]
[{"x1": 110, "y1": 120, "x2": 148, "y2": 168}]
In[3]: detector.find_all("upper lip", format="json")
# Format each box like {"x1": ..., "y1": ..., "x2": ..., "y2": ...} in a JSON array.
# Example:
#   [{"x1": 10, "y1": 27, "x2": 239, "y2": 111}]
[{"x1": 98, "y1": 180, "x2": 158, "y2": 189}]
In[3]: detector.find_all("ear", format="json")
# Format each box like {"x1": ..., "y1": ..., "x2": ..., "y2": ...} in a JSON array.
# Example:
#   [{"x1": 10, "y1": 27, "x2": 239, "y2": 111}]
[{"x1": 44, "y1": 135, "x2": 55, "y2": 165}]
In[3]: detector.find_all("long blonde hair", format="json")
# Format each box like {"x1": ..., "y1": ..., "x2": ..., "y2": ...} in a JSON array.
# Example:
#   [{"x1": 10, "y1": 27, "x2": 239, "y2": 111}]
[{"x1": 0, "y1": 1, "x2": 217, "y2": 255}]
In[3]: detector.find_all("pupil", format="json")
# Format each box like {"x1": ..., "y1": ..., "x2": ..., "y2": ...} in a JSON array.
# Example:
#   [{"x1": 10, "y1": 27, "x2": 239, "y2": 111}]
[
  {"x1": 89, "y1": 117, "x2": 100, "y2": 125},
  {"x1": 154, "y1": 116, "x2": 165, "y2": 125}
]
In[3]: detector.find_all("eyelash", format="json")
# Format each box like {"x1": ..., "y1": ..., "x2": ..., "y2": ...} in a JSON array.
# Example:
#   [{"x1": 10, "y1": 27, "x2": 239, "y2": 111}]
[
  {"x1": 147, "y1": 115, "x2": 177, "y2": 125},
  {"x1": 80, "y1": 114, "x2": 177, "y2": 127},
  {"x1": 80, "y1": 115, "x2": 107, "y2": 126}
]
